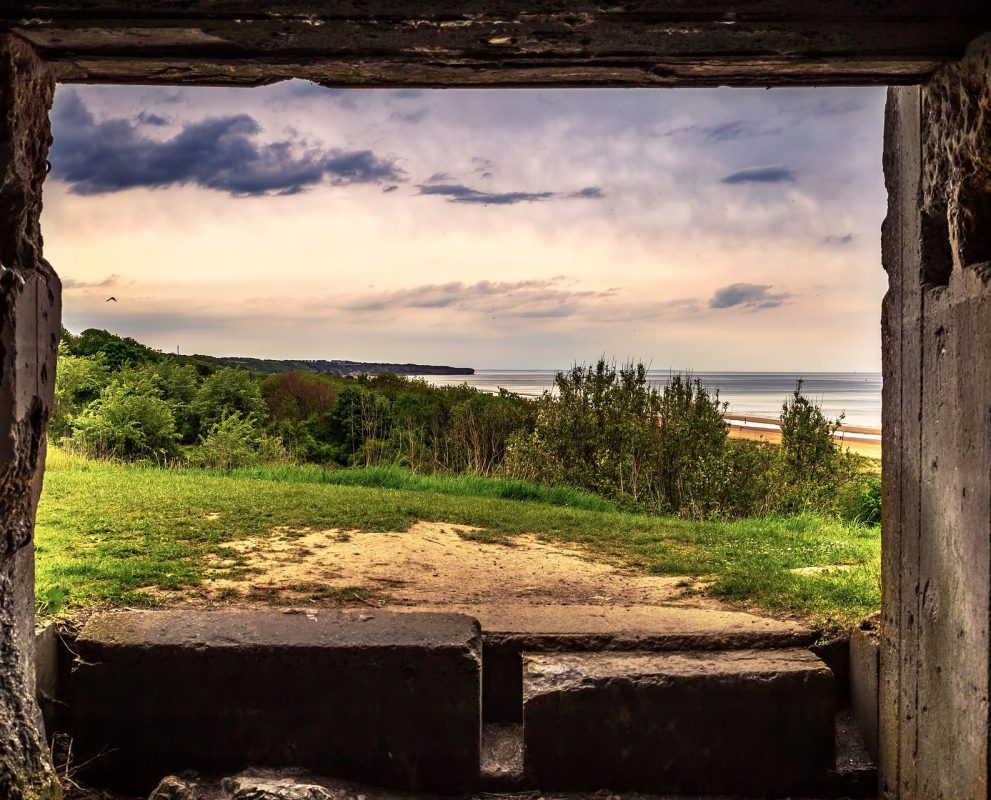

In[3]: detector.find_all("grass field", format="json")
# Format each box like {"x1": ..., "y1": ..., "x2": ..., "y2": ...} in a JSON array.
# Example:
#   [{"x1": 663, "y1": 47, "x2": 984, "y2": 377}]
[{"x1": 35, "y1": 448, "x2": 881, "y2": 631}]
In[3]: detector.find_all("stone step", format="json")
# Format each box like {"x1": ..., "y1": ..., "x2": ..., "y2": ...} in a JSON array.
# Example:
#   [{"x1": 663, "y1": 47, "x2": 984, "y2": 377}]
[
  {"x1": 429, "y1": 602, "x2": 818, "y2": 722},
  {"x1": 522, "y1": 648, "x2": 835, "y2": 797},
  {"x1": 69, "y1": 609, "x2": 482, "y2": 795}
]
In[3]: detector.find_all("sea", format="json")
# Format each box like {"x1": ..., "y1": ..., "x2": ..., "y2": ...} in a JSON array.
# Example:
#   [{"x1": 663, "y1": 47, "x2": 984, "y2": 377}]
[{"x1": 413, "y1": 370, "x2": 883, "y2": 429}]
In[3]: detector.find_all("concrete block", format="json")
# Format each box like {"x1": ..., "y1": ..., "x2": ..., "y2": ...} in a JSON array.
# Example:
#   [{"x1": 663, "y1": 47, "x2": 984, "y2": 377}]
[
  {"x1": 34, "y1": 624, "x2": 68, "y2": 739},
  {"x1": 523, "y1": 648, "x2": 835, "y2": 796},
  {"x1": 850, "y1": 623, "x2": 880, "y2": 761},
  {"x1": 70, "y1": 609, "x2": 481, "y2": 793},
  {"x1": 478, "y1": 604, "x2": 816, "y2": 722}
]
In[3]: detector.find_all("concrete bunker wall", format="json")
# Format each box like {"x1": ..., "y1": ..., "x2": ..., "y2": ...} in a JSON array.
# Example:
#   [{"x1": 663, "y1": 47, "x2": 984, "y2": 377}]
[
  {"x1": 880, "y1": 34, "x2": 991, "y2": 800},
  {"x1": 0, "y1": 34, "x2": 61, "y2": 800},
  {"x1": 0, "y1": 15, "x2": 989, "y2": 800}
]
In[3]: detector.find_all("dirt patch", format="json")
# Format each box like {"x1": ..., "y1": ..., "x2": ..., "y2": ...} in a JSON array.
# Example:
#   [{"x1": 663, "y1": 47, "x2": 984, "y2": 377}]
[{"x1": 199, "y1": 521, "x2": 702, "y2": 609}]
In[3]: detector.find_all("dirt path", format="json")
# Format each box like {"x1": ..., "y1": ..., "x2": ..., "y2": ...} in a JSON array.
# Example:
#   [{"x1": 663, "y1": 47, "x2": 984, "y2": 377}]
[
  {"x1": 180, "y1": 521, "x2": 812, "y2": 642},
  {"x1": 203, "y1": 521, "x2": 699, "y2": 608}
]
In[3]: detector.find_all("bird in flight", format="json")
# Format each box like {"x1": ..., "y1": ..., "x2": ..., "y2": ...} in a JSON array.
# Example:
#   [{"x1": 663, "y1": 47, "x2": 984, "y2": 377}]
[{"x1": 106, "y1": 296, "x2": 117, "y2": 303}]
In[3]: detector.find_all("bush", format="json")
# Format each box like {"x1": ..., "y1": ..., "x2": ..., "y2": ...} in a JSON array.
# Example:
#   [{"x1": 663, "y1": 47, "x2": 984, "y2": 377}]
[
  {"x1": 68, "y1": 383, "x2": 179, "y2": 461},
  {"x1": 780, "y1": 380, "x2": 844, "y2": 512},
  {"x1": 194, "y1": 412, "x2": 288, "y2": 469},
  {"x1": 712, "y1": 440, "x2": 784, "y2": 519},
  {"x1": 504, "y1": 360, "x2": 728, "y2": 517},
  {"x1": 839, "y1": 474, "x2": 882, "y2": 525}
]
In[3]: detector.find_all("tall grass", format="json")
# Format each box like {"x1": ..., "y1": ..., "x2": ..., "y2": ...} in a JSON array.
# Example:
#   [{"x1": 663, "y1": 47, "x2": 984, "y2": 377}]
[{"x1": 200, "y1": 463, "x2": 616, "y2": 512}]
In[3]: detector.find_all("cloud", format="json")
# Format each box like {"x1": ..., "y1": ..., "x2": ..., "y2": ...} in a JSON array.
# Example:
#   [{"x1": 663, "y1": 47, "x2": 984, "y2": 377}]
[
  {"x1": 342, "y1": 278, "x2": 618, "y2": 319},
  {"x1": 416, "y1": 183, "x2": 605, "y2": 205},
  {"x1": 50, "y1": 91, "x2": 403, "y2": 197},
  {"x1": 823, "y1": 233, "x2": 855, "y2": 245},
  {"x1": 389, "y1": 108, "x2": 428, "y2": 124},
  {"x1": 135, "y1": 112, "x2": 169, "y2": 126},
  {"x1": 334, "y1": 278, "x2": 706, "y2": 324},
  {"x1": 709, "y1": 283, "x2": 792, "y2": 311},
  {"x1": 417, "y1": 184, "x2": 554, "y2": 205},
  {"x1": 704, "y1": 121, "x2": 751, "y2": 141},
  {"x1": 61, "y1": 274, "x2": 121, "y2": 291},
  {"x1": 720, "y1": 165, "x2": 796, "y2": 185},
  {"x1": 652, "y1": 120, "x2": 779, "y2": 142}
]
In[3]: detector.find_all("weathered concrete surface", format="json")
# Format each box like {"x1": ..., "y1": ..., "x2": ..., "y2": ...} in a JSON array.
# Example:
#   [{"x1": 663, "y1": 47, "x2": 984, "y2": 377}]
[
  {"x1": 832, "y1": 709, "x2": 878, "y2": 799},
  {"x1": 0, "y1": 33, "x2": 61, "y2": 800},
  {"x1": 440, "y1": 601, "x2": 817, "y2": 722},
  {"x1": 523, "y1": 648, "x2": 835, "y2": 796},
  {"x1": 70, "y1": 609, "x2": 482, "y2": 794},
  {"x1": 2, "y1": 3, "x2": 990, "y2": 87},
  {"x1": 880, "y1": 33, "x2": 991, "y2": 800},
  {"x1": 479, "y1": 723, "x2": 524, "y2": 791},
  {"x1": 850, "y1": 621, "x2": 880, "y2": 763}
]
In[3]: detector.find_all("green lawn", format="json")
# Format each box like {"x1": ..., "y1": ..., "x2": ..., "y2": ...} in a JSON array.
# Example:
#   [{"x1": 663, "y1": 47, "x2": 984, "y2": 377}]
[{"x1": 35, "y1": 448, "x2": 880, "y2": 631}]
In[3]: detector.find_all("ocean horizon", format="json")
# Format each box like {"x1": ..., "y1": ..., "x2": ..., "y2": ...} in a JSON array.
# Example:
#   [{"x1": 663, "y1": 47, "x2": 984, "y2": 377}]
[{"x1": 414, "y1": 370, "x2": 883, "y2": 429}]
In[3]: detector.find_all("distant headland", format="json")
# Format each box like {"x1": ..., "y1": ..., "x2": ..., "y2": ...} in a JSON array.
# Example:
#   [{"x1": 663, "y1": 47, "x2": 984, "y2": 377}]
[{"x1": 189, "y1": 354, "x2": 474, "y2": 377}]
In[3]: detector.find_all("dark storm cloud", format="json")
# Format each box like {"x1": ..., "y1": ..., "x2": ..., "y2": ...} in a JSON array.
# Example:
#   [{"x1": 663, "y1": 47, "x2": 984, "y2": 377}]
[
  {"x1": 709, "y1": 283, "x2": 792, "y2": 311},
  {"x1": 50, "y1": 91, "x2": 403, "y2": 197},
  {"x1": 720, "y1": 165, "x2": 796, "y2": 185},
  {"x1": 416, "y1": 183, "x2": 604, "y2": 205}
]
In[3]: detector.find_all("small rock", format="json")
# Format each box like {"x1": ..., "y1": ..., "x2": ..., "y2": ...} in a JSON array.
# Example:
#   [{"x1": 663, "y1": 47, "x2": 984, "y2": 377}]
[
  {"x1": 222, "y1": 774, "x2": 335, "y2": 800},
  {"x1": 149, "y1": 775, "x2": 198, "y2": 800}
]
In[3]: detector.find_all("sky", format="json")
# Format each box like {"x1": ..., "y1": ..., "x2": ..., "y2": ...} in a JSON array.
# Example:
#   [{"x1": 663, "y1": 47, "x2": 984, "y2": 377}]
[{"x1": 43, "y1": 83, "x2": 888, "y2": 371}]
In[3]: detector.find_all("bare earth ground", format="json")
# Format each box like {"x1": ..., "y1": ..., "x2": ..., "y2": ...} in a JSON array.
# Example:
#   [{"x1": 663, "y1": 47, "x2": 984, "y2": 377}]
[
  {"x1": 207, "y1": 522, "x2": 697, "y2": 607},
  {"x1": 143, "y1": 521, "x2": 811, "y2": 638}
]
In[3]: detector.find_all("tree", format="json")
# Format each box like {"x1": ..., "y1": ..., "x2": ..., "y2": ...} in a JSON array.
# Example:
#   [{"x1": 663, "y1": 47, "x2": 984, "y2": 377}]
[
  {"x1": 262, "y1": 371, "x2": 338, "y2": 423},
  {"x1": 191, "y1": 367, "x2": 266, "y2": 435},
  {"x1": 52, "y1": 344, "x2": 110, "y2": 439}
]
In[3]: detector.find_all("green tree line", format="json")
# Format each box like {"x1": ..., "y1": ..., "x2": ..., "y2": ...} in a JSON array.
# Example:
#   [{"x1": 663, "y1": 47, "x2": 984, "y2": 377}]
[{"x1": 53, "y1": 327, "x2": 879, "y2": 523}]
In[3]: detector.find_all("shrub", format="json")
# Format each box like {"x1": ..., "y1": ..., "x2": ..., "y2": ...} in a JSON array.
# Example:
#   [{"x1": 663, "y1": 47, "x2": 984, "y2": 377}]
[
  {"x1": 712, "y1": 440, "x2": 784, "y2": 519},
  {"x1": 840, "y1": 474, "x2": 882, "y2": 525},
  {"x1": 194, "y1": 412, "x2": 288, "y2": 469},
  {"x1": 656, "y1": 374, "x2": 729, "y2": 517},
  {"x1": 68, "y1": 383, "x2": 179, "y2": 460},
  {"x1": 504, "y1": 360, "x2": 728, "y2": 517},
  {"x1": 779, "y1": 380, "x2": 844, "y2": 511}
]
